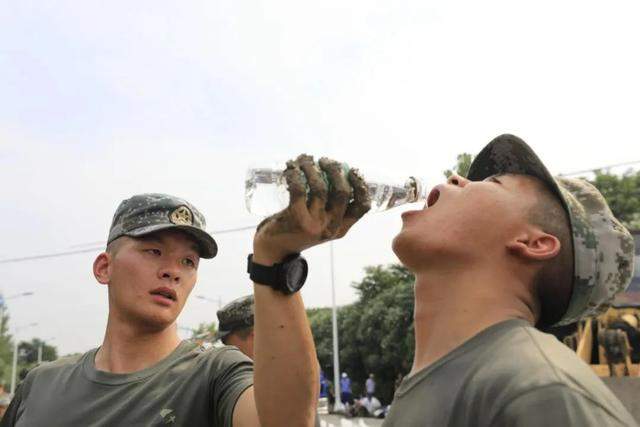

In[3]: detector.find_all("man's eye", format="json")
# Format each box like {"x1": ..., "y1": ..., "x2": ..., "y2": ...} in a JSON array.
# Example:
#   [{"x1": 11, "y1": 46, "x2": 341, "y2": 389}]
[
  {"x1": 146, "y1": 249, "x2": 161, "y2": 256},
  {"x1": 182, "y1": 258, "x2": 196, "y2": 267}
]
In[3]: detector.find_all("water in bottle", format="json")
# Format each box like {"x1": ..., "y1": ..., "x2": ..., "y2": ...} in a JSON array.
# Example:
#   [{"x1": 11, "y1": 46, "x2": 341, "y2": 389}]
[{"x1": 245, "y1": 166, "x2": 425, "y2": 216}]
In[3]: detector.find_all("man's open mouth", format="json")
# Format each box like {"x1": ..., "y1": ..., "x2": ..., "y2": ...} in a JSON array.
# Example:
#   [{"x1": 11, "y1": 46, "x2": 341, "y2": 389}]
[{"x1": 150, "y1": 287, "x2": 177, "y2": 302}]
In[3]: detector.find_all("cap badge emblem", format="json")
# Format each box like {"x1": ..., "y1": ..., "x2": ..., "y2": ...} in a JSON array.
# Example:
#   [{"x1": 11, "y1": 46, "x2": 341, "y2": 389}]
[{"x1": 170, "y1": 206, "x2": 193, "y2": 226}]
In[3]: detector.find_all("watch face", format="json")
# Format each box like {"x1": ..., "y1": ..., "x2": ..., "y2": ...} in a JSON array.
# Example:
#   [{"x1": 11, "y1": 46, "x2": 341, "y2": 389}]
[{"x1": 285, "y1": 258, "x2": 308, "y2": 293}]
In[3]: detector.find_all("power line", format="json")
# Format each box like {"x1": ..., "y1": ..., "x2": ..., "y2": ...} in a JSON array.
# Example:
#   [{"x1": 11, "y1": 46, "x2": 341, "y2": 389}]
[
  {"x1": 559, "y1": 160, "x2": 640, "y2": 177},
  {"x1": 0, "y1": 225, "x2": 257, "y2": 265}
]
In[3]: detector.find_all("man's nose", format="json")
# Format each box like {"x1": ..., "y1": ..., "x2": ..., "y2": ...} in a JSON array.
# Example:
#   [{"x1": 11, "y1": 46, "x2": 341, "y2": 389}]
[
  {"x1": 159, "y1": 264, "x2": 181, "y2": 283},
  {"x1": 447, "y1": 174, "x2": 470, "y2": 188}
]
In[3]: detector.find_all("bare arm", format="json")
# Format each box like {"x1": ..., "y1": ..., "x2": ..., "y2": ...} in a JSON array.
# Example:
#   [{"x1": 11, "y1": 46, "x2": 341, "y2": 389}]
[{"x1": 233, "y1": 155, "x2": 370, "y2": 427}]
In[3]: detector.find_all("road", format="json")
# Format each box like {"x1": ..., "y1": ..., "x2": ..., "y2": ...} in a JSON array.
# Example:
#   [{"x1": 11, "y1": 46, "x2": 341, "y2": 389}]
[{"x1": 319, "y1": 415, "x2": 384, "y2": 426}]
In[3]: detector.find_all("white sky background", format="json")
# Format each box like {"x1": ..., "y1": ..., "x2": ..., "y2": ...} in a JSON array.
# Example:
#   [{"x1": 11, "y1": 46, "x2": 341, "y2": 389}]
[{"x1": 1, "y1": 0, "x2": 640, "y2": 355}]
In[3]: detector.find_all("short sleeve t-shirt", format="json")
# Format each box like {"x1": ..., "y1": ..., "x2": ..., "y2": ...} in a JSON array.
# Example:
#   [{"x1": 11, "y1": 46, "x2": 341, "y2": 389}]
[
  {"x1": 383, "y1": 319, "x2": 637, "y2": 427},
  {"x1": 1, "y1": 340, "x2": 253, "y2": 427}
]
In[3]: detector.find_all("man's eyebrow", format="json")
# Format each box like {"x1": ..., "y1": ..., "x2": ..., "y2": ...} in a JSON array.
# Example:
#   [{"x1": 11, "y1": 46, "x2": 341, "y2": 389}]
[
  {"x1": 136, "y1": 234, "x2": 200, "y2": 255},
  {"x1": 137, "y1": 235, "x2": 163, "y2": 244}
]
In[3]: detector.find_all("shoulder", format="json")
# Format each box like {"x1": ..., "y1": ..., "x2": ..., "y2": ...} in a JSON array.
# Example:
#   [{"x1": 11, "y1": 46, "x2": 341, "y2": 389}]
[
  {"x1": 18, "y1": 351, "x2": 87, "y2": 399},
  {"x1": 187, "y1": 342, "x2": 253, "y2": 366},
  {"x1": 26, "y1": 352, "x2": 86, "y2": 380},
  {"x1": 493, "y1": 383, "x2": 636, "y2": 426},
  {"x1": 183, "y1": 342, "x2": 253, "y2": 382},
  {"x1": 460, "y1": 321, "x2": 630, "y2": 423},
  {"x1": 470, "y1": 321, "x2": 599, "y2": 388}
]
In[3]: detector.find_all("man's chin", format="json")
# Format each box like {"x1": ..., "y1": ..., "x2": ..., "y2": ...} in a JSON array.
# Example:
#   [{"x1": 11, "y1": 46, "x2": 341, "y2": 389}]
[
  {"x1": 392, "y1": 231, "x2": 415, "y2": 267},
  {"x1": 392, "y1": 230, "x2": 440, "y2": 272},
  {"x1": 135, "y1": 311, "x2": 178, "y2": 333}
]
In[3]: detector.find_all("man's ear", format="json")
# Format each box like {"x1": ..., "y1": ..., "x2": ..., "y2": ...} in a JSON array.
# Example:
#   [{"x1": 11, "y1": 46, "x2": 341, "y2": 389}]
[
  {"x1": 507, "y1": 229, "x2": 561, "y2": 261},
  {"x1": 93, "y1": 252, "x2": 112, "y2": 285}
]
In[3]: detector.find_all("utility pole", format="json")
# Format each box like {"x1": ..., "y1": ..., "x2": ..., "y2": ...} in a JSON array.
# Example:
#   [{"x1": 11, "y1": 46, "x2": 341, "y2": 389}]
[{"x1": 330, "y1": 242, "x2": 343, "y2": 411}]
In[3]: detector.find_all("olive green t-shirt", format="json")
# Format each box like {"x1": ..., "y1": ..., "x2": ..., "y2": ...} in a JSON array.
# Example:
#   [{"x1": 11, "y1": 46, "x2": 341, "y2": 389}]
[
  {"x1": 384, "y1": 319, "x2": 637, "y2": 427},
  {"x1": 1, "y1": 340, "x2": 253, "y2": 427}
]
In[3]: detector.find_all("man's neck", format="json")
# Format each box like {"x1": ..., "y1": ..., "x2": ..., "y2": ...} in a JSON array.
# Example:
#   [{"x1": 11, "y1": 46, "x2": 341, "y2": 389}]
[
  {"x1": 95, "y1": 316, "x2": 181, "y2": 374},
  {"x1": 410, "y1": 264, "x2": 537, "y2": 377}
]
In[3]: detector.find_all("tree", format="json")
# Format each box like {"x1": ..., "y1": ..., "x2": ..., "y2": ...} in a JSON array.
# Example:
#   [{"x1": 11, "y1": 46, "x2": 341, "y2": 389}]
[
  {"x1": 307, "y1": 264, "x2": 415, "y2": 404},
  {"x1": 0, "y1": 310, "x2": 12, "y2": 387},
  {"x1": 191, "y1": 321, "x2": 218, "y2": 341},
  {"x1": 18, "y1": 338, "x2": 58, "y2": 364},
  {"x1": 443, "y1": 153, "x2": 475, "y2": 179},
  {"x1": 588, "y1": 169, "x2": 640, "y2": 230}
]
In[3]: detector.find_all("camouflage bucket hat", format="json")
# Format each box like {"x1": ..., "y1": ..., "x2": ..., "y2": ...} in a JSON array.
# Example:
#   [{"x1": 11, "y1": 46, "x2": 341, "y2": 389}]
[
  {"x1": 108, "y1": 193, "x2": 217, "y2": 258},
  {"x1": 215, "y1": 295, "x2": 254, "y2": 341},
  {"x1": 467, "y1": 134, "x2": 635, "y2": 325}
]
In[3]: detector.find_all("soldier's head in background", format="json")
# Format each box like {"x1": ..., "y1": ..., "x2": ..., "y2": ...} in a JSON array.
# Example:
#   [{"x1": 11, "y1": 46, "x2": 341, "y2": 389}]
[{"x1": 215, "y1": 295, "x2": 255, "y2": 358}]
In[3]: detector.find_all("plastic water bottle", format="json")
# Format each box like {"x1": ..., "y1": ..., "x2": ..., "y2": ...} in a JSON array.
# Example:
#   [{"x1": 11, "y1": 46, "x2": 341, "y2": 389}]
[{"x1": 245, "y1": 167, "x2": 425, "y2": 216}]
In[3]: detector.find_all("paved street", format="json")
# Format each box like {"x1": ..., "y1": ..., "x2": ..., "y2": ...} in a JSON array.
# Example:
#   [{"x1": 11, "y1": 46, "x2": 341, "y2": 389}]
[{"x1": 319, "y1": 415, "x2": 384, "y2": 426}]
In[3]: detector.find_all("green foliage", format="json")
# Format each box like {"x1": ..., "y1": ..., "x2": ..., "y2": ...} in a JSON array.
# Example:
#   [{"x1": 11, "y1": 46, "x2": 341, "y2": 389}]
[
  {"x1": 308, "y1": 264, "x2": 415, "y2": 404},
  {"x1": 18, "y1": 338, "x2": 58, "y2": 364},
  {"x1": 0, "y1": 311, "x2": 12, "y2": 387},
  {"x1": 588, "y1": 169, "x2": 640, "y2": 230},
  {"x1": 0, "y1": 309, "x2": 61, "y2": 388},
  {"x1": 191, "y1": 321, "x2": 218, "y2": 340},
  {"x1": 443, "y1": 153, "x2": 475, "y2": 179}
]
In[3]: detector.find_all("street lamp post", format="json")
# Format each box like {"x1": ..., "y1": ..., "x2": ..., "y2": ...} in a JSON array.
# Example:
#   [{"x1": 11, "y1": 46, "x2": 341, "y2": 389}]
[
  {"x1": 330, "y1": 242, "x2": 343, "y2": 412},
  {"x1": 11, "y1": 322, "x2": 38, "y2": 395}
]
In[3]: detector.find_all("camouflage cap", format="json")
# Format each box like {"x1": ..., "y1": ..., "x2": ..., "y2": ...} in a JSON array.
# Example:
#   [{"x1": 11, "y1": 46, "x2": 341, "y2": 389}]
[
  {"x1": 467, "y1": 134, "x2": 635, "y2": 326},
  {"x1": 107, "y1": 193, "x2": 217, "y2": 258},
  {"x1": 214, "y1": 295, "x2": 254, "y2": 341}
]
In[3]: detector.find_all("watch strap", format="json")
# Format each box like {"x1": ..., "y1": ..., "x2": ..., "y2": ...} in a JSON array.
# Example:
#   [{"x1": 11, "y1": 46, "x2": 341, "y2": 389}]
[{"x1": 247, "y1": 254, "x2": 283, "y2": 289}]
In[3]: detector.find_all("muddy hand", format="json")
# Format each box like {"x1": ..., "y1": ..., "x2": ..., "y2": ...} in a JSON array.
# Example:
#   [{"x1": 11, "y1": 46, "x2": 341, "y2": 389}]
[{"x1": 253, "y1": 154, "x2": 371, "y2": 264}]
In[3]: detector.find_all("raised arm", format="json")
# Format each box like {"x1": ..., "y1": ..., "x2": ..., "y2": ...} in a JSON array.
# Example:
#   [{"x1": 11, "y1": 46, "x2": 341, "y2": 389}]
[{"x1": 233, "y1": 155, "x2": 370, "y2": 427}]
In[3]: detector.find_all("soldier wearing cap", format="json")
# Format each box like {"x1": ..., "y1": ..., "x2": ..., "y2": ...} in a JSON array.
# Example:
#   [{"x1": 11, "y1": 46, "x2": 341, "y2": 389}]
[
  {"x1": 381, "y1": 135, "x2": 636, "y2": 426},
  {"x1": 216, "y1": 295, "x2": 256, "y2": 359},
  {"x1": 2, "y1": 172, "x2": 371, "y2": 427}
]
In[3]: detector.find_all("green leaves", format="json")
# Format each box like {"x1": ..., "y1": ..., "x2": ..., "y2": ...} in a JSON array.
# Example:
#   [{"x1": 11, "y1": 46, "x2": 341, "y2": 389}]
[
  {"x1": 443, "y1": 153, "x2": 475, "y2": 179},
  {"x1": 590, "y1": 170, "x2": 640, "y2": 230},
  {"x1": 307, "y1": 264, "x2": 415, "y2": 404}
]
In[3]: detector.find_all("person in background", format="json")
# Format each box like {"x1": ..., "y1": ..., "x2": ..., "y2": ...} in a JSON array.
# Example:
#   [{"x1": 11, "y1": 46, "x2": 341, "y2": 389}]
[
  {"x1": 365, "y1": 373, "x2": 375, "y2": 398},
  {"x1": 215, "y1": 295, "x2": 255, "y2": 358},
  {"x1": 340, "y1": 372, "x2": 353, "y2": 409},
  {"x1": 319, "y1": 370, "x2": 329, "y2": 399}
]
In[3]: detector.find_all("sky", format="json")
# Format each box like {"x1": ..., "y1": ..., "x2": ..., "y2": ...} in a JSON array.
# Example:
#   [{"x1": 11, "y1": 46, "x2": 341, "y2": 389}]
[{"x1": 2, "y1": 0, "x2": 640, "y2": 355}]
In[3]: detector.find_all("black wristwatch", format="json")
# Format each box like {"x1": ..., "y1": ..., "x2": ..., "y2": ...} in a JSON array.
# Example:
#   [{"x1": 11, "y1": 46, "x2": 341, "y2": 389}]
[{"x1": 247, "y1": 253, "x2": 308, "y2": 295}]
